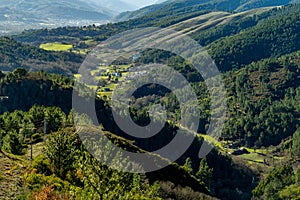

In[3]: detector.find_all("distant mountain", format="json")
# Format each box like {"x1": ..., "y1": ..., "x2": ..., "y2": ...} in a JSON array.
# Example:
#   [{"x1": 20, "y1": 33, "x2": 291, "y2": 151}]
[
  {"x1": 114, "y1": 0, "x2": 299, "y2": 21},
  {"x1": 86, "y1": 0, "x2": 137, "y2": 12},
  {"x1": 121, "y1": 0, "x2": 160, "y2": 8},
  {"x1": 114, "y1": 1, "x2": 170, "y2": 21},
  {"x1": 155, "y1": 0, "x2": 169, "y2": 4},
  {"x1": 0, "y1": 0, "x2": 137, "y2": 35}
]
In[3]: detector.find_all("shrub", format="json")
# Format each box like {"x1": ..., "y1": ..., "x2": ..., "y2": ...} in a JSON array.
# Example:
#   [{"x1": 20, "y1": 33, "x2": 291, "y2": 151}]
[
  {"x1": 2, "y1": 131, "x2": 23, "y2": 155},
  {"x1": 29, "y1": 185, "x2": 72, "y2": 200},
  {"x1": 32, "y1": 155, "x2": 52, "y2": 176}
]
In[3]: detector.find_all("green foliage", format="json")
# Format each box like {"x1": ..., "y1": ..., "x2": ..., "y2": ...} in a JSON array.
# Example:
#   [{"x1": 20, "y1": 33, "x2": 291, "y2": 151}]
[
  {"x1": 208, "y1": 4, "x2": 300, "y2": 71},
  {"x1": 0, "y1": 71, "x2": 74, "y2": 114},
  {"x1": 0, "y1": 104, "x2": 72, "y2": 156},
  {"x1": 76, "y1": 149, "x2": 161, "y2": 200},
  {"x1": 2, "y1": 131, "x2": 23, "y2": 155},
  {"x1": 23, "y1": 173, "x2": 75, "y2": 194},
  {"x1": 115, "y1": 0, "x2": 291, "y2": 22},
  {"x1": 183, "y1": 157, "x2": 194, "y2": 174},
  {"x1": 192, "y1": 7, "x2": 277, "y2": 46},
  {"x1": 32, "y1": 155, "x2": 52, "y2": 176},
  {"x1": 278, "y1": 184, "x2": 300, "y2": 200},
  {"x1": 5, "y1": 3, "x2": 300, "y2": 200},
  {"x1": 44, "y1": 128, "x2": 78, "y2": 178},
  {"x1": 28, "y1": 105, "x2": 46, "y2": 132},
  {"x1": 44, "y1": 107, "x2": 66, "y2": 133},
  {"x1": 221, "y1": 51, "x2": 300, "y2": 147},
  {"x1": 253, "y1": 164, "x2": 295, "y2": 199},
  {"x1": 197, "y1": 158, "x2": 213, "y2": 189},
  {"x1": 13, "y1": 68, "x2": 27, "y2": 78},
  {"x1": 292, "y1": 129, "x2": 300, "y2": 157},
  {"x1": 22, "y1": 127, "x2": 164, "y2": 199}
]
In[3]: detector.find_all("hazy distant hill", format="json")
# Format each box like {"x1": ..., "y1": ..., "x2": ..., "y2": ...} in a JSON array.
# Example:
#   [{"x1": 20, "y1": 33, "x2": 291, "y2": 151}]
[
  {"x1": 122, "y1": 0, "x2": 160, "y2": 8},
  {"x1": 0, "y1": 0, "x2": 138, "y2": 35},
  {"x1": 86, "y1": 0, "x2": 137, "y2": 12}
]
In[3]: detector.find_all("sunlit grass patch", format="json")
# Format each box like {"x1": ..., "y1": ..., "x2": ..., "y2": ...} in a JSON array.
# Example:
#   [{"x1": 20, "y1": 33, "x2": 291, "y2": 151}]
[
  {"x1": 200, "y1": 134, "x2": 224, "y2": 150},
  {"x1": 237, "y1": 153, "x2": 265, "y2": 163},
  {"x1": 40, "y1": 43, "x2": 73, "y2": 51}
]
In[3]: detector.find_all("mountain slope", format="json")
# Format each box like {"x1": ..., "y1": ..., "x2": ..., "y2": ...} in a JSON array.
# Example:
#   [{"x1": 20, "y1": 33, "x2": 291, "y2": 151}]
[
  {"x1": 14, "y1": 4, "x2": 275, "y2": 46},
  {"x1": 235, "y1": 0, "x2": 295, "y2": 11},
  {"x1": 12, "y1": 4, "x2": 277, "y2": 52},
  {"x1": 115, "y1": 0, "x2": 298, "y2": 21},
  {"x1": 0, "y1": 68, "x2": 255, "y2": 199},
  {"x1": 207, "y1": 4, "x2": 300, "y2": 71}
]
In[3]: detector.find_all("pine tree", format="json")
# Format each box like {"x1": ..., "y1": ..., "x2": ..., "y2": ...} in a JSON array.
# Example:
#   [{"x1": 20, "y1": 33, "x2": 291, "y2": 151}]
[
  {"x1": 43, "y1": 128, "x2": 78, "y2": 178},
  {"x1": 183, "y1": 157, "x2": 193, "y2": 174},
  {"x1": 196, "y1": 158, "x2": 213, "y2": 190}
]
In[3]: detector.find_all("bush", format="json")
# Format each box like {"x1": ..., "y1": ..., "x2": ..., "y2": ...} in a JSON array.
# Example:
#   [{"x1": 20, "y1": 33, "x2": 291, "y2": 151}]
[
  {"x1": 23, "y1": 173, "x2": 76, "y2": 199},
  {"x1": 32, "y1": 155, "x2": 52, "y2": 176},
  {"x1": 29, "y1": 185, "x2": 72, "y2": 200},
  {"x1": 2, "y1": 131, "x2": 23, "y2": 155}
]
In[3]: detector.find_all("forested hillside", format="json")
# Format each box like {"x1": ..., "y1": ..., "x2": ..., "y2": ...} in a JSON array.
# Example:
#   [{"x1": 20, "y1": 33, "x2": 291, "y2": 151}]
[
  {"x1": 1, "y1": 1, "x2": 300, "y2": 200},
  {"x1": 0, "y1": 37, "x2": 83, "y2": 74},
  {"x1": 208, "y1": 4, "x2": 300, "y2": 71},
  {"x1": 114, "y1": 0, "x2": 298, "y2": 21},
  {"x1": 0, "y1": 69, "x2": 74, "y2": 113},
  {"x1": 14, "y1": 4, "x2": 300, "y2": 73},
  {"x1": 222, "y1": 51, "x2": 300, "y2": 147},
  {"x1": 0, "y1": 70, "x2": 252, "y2": 199}
]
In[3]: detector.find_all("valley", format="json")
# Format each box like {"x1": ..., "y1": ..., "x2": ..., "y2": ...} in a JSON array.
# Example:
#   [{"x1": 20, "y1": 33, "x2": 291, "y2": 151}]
[
  {"x1": 0, "y1": 0, "x2": 160, "y2": 35},
  {"x1": 1, "y1": 0, "x2": 300, "y2": 199}
]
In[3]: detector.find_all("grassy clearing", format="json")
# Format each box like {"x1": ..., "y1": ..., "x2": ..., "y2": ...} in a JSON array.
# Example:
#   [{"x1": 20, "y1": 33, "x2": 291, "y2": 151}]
[
  {"x1": 237, "y1": 153, "x2": 265, "y2": 163},
  {"x1": 245, "y1": 147, "x2": 270, "y2": 154},
  {"x1": 40, "y1": 42, "x2": 73, "y2": 51}
]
